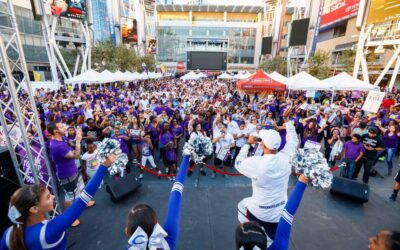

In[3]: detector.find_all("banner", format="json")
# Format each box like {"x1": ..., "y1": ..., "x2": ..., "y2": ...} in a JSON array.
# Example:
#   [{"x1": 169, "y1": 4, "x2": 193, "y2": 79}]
[
  {"x1": 122, "y1": 18, "x2": 138, "y2": 44},
  {"x1": 320, "y1": 0, "x2": 360, "y2": 27},
  {"x1": 362, "y1": 91, "x2": 385, "y2": 113},
  {"x1": 146, "y1": 38, "x2": 157, "y2": 54},
  {"x1": 50, "y1": 0, "x2": 86, "y2": 19},
  {"x1": 366, "y1": 0, "x2": 400, "y2": 24}
]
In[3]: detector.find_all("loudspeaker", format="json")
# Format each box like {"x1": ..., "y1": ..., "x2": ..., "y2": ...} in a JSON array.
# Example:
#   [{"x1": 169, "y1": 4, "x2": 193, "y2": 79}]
[
  {"x1": 186, "y1": 52, "x2": 192, "y2": 70},
  {"x1": 106, "y1": 174, "x2": 141, "y2": 202},
  {"x1": 330, "y1": 176, "x2": 369, "y2": 203},
  {"x1": 222, "y1": 52, "x2": 227, "y2": 71},
  {"x1": 261, "y1": 37, "x2": 273, "y2": 55},
  {"x1": 0, "y1": 148, "x2": 20, "y2": 236}
]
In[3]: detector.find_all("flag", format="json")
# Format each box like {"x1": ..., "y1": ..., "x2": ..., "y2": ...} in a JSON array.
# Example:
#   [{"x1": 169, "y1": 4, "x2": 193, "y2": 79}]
[
  {"x1": 33, "y1": 71, "x2": 41, "y2": 81},
  {"x1": 160, "y1": 64, "x2": 165, "y2": 74},
  {"x1": 142, "y1": 62, "x2": 148, "y2": 74}
]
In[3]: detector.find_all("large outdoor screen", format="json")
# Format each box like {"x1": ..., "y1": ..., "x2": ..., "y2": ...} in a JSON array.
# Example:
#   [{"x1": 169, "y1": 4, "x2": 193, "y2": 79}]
[
  {"x1": 50, "y1": 0, "x2": 86, "y2": 19},
  {"x1": 188, "y1": 52, "x2": 226, "y2": 70}
]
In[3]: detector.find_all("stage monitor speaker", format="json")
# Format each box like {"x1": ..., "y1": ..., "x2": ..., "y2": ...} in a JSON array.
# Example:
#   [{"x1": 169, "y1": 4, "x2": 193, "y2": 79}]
[
  {"x1": 261, "y1": 36, "x2": 273, "y2": 55},
  {"x1": 330, "y1": 176, "x2": 369, "y2": 203},
  {"x1": 106, "y1": 174, "x2": 141, "y2": 202},
  {"x1": 289, "y1": 18, "x2": 310, "y2": 46},
  {"x1": 0, "y1": 148, "x2": 20, "y2": 236}
]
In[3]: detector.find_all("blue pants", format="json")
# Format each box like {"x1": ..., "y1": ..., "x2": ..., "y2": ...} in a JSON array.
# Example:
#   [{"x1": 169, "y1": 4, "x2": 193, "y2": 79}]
[{"x1": 386, "y1": 148, "x2": 397, "y2": 171}]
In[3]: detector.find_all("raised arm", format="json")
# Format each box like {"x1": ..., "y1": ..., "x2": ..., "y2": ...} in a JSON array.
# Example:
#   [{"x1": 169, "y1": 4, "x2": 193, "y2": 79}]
[
  {"x1": 44, "y1": 154, "x2": 116, "y2": 244},
  {"x1": 163, "y1": 155, "x2": 190, "y2": 250},
  {"x1": 269, "y1": 175, "x2": 308, "y2": 250}
]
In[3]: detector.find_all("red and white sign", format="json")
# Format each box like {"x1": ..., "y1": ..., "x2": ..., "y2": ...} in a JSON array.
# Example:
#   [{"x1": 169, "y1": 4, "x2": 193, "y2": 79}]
[{"x1": 320, "y1": 0, "x2": 360, "y2": 27}]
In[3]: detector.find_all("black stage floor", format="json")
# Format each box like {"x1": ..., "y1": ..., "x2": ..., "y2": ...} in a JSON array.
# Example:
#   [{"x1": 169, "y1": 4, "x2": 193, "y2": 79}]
[{"x1": 68, "y1": 166, "x2": 400, "y2": 250}]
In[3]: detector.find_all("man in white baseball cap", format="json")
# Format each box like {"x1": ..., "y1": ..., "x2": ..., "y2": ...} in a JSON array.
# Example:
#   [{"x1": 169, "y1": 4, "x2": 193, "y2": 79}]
[{"x1": 234, "y1": 103, "x2": 298, "y2": 242}]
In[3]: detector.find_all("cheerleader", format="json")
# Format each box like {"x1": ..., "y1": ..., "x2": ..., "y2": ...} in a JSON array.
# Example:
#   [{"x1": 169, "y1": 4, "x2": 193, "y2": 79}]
[
  {"x1": 124, "y1": 155, "x2": 190, "y2": 250},
  {"x1": 0, "y1": 154, "x2": 117, "y2": 250}
]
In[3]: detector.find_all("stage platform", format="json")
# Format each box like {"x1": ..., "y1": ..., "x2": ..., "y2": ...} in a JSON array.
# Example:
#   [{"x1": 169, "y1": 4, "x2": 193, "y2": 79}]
[{"x1": 67, "y1": 161, "x2": 400, "y2": 250}]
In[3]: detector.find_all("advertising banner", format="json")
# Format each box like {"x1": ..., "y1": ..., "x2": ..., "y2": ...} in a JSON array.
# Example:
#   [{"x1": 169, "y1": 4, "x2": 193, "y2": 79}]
[
  {"x1": 50, "y1": 0, "x2": 86, "y2": 19},
  {"x1": 146, "y1": 38, "x2": 157, "y2": 54},
  {"x1": 366, "y1": 0, "x2": 400, "y2": 24},
  {"x1": 320, "y1": 0, "x2": 360, "y2": 27}
]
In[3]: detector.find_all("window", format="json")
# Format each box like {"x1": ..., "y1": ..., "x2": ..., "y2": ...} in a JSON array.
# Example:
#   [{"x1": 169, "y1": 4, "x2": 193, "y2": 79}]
[{"x1": 333, "y1": 23, "x2": 347, "y2": 38}]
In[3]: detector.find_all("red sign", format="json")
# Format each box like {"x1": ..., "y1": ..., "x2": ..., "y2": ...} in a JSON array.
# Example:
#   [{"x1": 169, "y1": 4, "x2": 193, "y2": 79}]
[{"x1": 320, "y1": 0, "x2": 360, "y2": 27}]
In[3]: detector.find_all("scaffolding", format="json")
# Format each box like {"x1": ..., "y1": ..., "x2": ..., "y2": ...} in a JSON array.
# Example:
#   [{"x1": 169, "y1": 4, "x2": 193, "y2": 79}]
[
  {"x1": 0, "y1": 0, "x2": 61, "y2": 214},
  {"x1": 354, "y1": 3, "x2": 400, "y2": 91}
]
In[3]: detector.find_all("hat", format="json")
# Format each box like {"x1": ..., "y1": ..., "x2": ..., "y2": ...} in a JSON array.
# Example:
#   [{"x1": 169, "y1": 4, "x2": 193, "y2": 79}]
[
  {"x1": 258, "y1": 129, "x2": 281, "y2": 150},
  {"x1": 368, "y1": 127, "x2": 378, "y2": 134}
]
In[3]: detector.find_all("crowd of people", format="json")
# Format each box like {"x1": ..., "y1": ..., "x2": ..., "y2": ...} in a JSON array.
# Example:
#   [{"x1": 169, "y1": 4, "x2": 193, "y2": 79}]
[{"x1": 1, "y1": 76, "x2": 400, "y2": 250}]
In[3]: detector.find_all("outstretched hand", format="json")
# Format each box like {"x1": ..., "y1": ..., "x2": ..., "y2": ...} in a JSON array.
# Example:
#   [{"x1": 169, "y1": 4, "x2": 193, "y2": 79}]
[
  {"x1": 103, "y1": 153, "x2": 117, "y2": 167},
  {"x1": 298, "y1": 174, "x2": 309, "y2": 184}
]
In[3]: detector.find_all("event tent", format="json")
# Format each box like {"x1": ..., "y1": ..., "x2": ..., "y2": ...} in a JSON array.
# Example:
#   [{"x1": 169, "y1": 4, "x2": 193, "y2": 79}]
[
  {"x1": 180, "y1": 71, "x2": 200, "y2": 80},
  {"x1": 114, "y1": 71, "x2": 128, "y2": 81},
  {"x1": 237, "y1": 70, "x2": 286, "y2": 96},
  {"x1": 99, "y1": 70, "x2": 118, "y2": 82},
  {"x1": 233, "y1": 72, "x2": 248, "y2": 80},
  {"x1": 323, "y1": 72, "x2": 379, "y2": 91},
  {"x1": 65, "y1": 69, "x2": 103, "y2": 84},
  {"x1": 197, "y1": 72, "x2": 207, "y2": 78},
  {"x1": 269, "y1": 71, "x2": 289, "y2": 85},
  {"x1": 287, "y1": 71, "x2": 333, "y2": 90},
  {"x1": 217, "y1": 72, "x2": 233, "y2": 79}
]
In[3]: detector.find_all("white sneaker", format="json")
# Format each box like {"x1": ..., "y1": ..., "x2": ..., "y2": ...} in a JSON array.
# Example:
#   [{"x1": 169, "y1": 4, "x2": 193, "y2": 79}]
[
  {"x1": 139, "y1": 174, "x2": 143, "y2": 179},
  {"x1": 211, "y1": 172, "x2": 216, "y2": 179},
  {"x1": 165, "y1": 168, "x2": 169, "y2": 174}
]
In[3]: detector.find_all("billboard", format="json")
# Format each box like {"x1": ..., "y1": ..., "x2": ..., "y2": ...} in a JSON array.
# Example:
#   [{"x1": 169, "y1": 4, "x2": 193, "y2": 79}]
[
  {"x1": 367, "y1": 0, "x2": 400, "y2": 24},
  {"x1": 50, "y1": 0, "x2": 86, "y2": 19},
  {"x1": 146, "y1": 38, "x2": 156, "y2": 54},
  {"x1": 320, "y1": 0, "x2": 360, "y2": 27},
  {"x1": 121, "y1": 19, "x2": 138, "y2": 44}
]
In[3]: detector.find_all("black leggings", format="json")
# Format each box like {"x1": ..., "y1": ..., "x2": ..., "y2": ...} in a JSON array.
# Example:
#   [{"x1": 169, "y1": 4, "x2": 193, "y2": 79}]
[{"x1": 247, "y1": 210, "x2": 278, "y2": 240}]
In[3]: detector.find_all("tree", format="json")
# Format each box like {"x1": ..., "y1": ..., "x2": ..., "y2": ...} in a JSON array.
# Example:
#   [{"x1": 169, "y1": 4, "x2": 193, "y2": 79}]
[
  {"x1": 338, "y1": 49, "x2": 356, "y2": 73},
  {"x1": 259, "y1": 56, "x2": 287, "y2": 75},
  {"x1": 91, "y1": 40, "x2": 153, "y2": 72},
  {"x1": 307, "y1": 50, "x2": 331, "y2": 79}
]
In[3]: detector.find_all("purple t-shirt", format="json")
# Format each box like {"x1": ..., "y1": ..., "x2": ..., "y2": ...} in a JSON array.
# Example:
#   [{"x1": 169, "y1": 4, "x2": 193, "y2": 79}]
[
  {"x1": 141, "y1": 140, "x2": 152, "y2": 156},
  {"x1": 383, "y1": 131, "x2": 398, "y2": 148},
  {"x1": 49, "y1": 139, "x2": 78, "y2": 179},
  {"x1": 344, "y1": 141, "x2": 365, "y2": 161}
]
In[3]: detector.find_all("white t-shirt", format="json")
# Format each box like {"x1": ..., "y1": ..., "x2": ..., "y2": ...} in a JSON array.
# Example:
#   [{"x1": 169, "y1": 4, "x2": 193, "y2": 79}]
[
  {"x1": 234, "y1": 127, "x2": 248, "y2": 147},
  {"x1": 81, "y1": 150, "x2": 99, "y2": 178},
  {"x1": 234, "y1": 121, "x2": 299, "y2": 223},
  {"x1": 214, "y1": 131, "x2": 234, "y2": 153},
  {"x1": 227, "y1": 121, "x2": 239, "y2": 135}
]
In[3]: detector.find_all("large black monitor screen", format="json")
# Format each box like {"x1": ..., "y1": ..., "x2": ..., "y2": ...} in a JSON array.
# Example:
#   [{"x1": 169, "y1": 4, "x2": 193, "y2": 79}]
[
  {"x1": 189, "y1": 52, "x2": 226, "y2": 70},
  {"x1": 289, "y1": 18, "x2": 310, "y2": 46}
]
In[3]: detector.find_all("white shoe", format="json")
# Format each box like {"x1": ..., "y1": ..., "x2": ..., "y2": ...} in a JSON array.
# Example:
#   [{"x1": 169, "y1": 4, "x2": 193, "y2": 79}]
[
  {"x1": 139, "y1": 174, "x2": 143, "y2": 179},
  {"x1": 165, "y1": 168, "x2": 169, "y2": 173}
]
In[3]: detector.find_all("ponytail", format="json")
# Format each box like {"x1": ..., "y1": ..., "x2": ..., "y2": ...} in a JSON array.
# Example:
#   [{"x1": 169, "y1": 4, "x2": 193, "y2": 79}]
[
  {"x1": 10, "y1": 224, "x2": 26, "y2": 250},
  {"x1": 8, "y1": 184, "x2": 45, "y2": 250}
]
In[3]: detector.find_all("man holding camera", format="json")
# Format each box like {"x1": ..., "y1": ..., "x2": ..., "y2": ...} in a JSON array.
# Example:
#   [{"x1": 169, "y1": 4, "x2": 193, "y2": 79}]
[{"x1": 235, "y1": 103, "x2": 297, "y2": 241}]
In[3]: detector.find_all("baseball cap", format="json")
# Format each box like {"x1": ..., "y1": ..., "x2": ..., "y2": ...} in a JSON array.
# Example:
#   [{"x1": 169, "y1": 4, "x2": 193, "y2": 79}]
[
  {"x1": 368, "y1": 127, "x2": 378, "y2": 134},
  {"x1": 258, "y1": 129, "x2": 281, "y2": 150}
]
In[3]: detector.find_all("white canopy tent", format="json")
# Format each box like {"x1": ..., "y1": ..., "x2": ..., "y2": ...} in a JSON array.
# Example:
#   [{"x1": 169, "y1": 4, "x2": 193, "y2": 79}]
[
  {"x1": 287, "y1": 71, "x2": 333, "y2": 90},
  {"x1": 269, "y1": 71, "x2": 289, "y2": 85},
  {"x1": 114, "y1": 71, "x2": 128, "y2": 81},
  {"x1": 140, "y1": 72, "x2": 149, "y2": 80},
  {"x1": 99, "y1": 70, "x2": 118, "y2": 82},
  {"x1": 217, "y1": 72, "x2": 233, "y2": 79},
  {"x1": 242, "y1": 72, "x2": 252, "y2": 79},
  {"x1": 197, "y1": 72, "x2": 207, "y2": 78},
  {"x1": 233, "y1": 72, "x2": 246, "y2": 80},
  {"x1": 180, "y1": 71, "x2": 200, "y2": 80},
  {"x1": 65, "y1": 69, "x2": 103, "y2": 84},
  {"x1": 323, "y1": 72, "x2": 379, "y2": 91}
]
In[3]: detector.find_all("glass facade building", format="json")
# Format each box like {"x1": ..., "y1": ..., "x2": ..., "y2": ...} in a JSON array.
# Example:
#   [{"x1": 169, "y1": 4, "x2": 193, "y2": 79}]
[
  {"x1": 157, "y1": 26, "x2": 256, "y2": 64},
  {"x1": 92, "y1": 0, "x2": 112, "y2": 42},
  {"x1": 155, "y1": 3, "x2": 263, "y2": 70}
]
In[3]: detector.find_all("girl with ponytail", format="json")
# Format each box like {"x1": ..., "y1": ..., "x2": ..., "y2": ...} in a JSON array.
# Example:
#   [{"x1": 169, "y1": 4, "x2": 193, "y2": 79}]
[{"x1": 0, "y1": 154, "x2": 117, "y2": 250}]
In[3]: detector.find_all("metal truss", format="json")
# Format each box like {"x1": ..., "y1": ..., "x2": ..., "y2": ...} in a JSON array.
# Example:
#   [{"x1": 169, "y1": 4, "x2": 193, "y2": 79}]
[
  {"x1": 0, "y1": 0, "x2": 61, "y2": 214},
  {"x1": 354, "y1": 18, "x2": 400, "y2": 90},
  {"x1": 41, "y1": 11, "x2": 92, "y2": 81}
]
